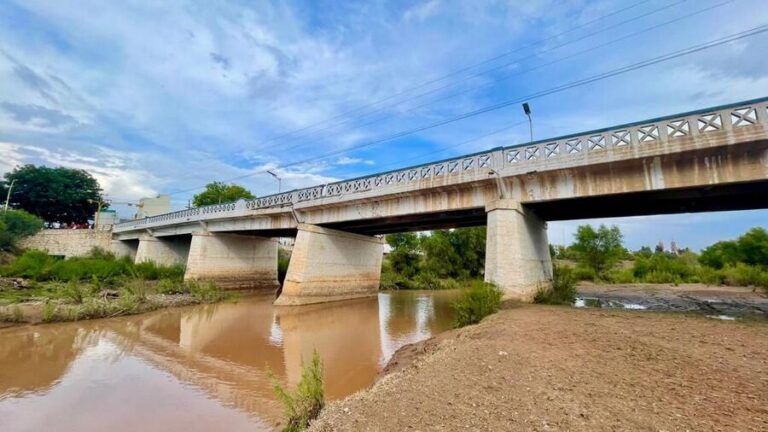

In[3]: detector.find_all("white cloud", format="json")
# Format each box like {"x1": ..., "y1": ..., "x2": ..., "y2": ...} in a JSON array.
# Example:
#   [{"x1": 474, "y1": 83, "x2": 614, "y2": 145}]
[
  {"x1": 336, "y1": 156, "x2": 374, "y2": 165},
  {"x1": 403, "y1": 0, "x2": 442, "y2": 22}
]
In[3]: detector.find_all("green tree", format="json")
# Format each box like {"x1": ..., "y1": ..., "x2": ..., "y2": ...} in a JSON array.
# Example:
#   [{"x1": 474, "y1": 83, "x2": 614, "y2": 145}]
[
  {"x1": 421, "y1": 227, "x2": 486, "y2": 279},
  {"x1": 385, "y1": 232, "x2": 421, "y2": 277},
  {"x1": 192, "y1": 181, "x2": 255, "y2": 207},
  {"x1": 699, "y1": 240, "x2": 740, "y2": 269},
  {"x1": 0, "y1": 210, "x2": 44, "y2": 251},
  {"x1": 4, "y1": 165, "x2": 103, "y2": 224},
  {"x1": 736, "y1": 227, "x2": 768, "y2": 266},
  {"x1": 571, "y1": 224, "x2": 624, "y2": 275}
]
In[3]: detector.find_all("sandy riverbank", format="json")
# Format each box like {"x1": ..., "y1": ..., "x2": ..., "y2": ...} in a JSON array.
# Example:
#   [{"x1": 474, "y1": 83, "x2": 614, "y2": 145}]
[{"x1": 310, "y1": 302, "x2": 768, "y2": 431}]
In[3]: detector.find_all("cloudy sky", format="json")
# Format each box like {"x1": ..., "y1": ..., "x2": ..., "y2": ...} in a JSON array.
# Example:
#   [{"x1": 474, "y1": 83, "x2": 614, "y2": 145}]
[{"x1": 1, "y1": 0, "x2": 767, "y2": 250}]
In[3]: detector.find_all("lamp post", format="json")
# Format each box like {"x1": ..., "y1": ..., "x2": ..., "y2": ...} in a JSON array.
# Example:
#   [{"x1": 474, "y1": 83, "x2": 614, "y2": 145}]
[
  {"x1": 522, "y1": 102, "x2": 533, "y2": 143},
  {"x1": 267, "y1": 170, "x2": 282, "y2": 193},
  {"x1": 3, "y1": 179, "x2": 16, "y2": 213}
]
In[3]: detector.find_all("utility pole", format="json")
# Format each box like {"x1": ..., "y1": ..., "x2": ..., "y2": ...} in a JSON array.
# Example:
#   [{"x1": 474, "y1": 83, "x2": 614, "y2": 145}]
[{"x1": 3, "y1": 179, "x2": 16, "y2": 213}]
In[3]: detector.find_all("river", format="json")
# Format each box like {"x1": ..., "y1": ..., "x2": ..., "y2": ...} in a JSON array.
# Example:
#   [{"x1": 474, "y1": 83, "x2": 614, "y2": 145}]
[{"x1": 0, "y1": 290, "x2": 458, "y2": 432}]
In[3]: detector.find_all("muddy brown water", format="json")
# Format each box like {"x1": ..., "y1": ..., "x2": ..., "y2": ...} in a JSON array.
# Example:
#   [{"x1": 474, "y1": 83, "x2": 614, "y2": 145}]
[{"x1": 0, "y1": 290, "x2": 458, "y2": 432}]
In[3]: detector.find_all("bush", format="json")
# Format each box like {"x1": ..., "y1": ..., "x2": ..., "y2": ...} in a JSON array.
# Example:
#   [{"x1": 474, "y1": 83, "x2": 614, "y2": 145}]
[
  {"x1": 534, "y1": 265, "x2": 576, "y2": 305},
  {"x1": 572, "y1": 265, "x2": 598, "y2": 281},
  {"x1": 452, "y1": 281, "x2": 502, "y2": 328},
  {"x1": 721, "y1": 263, "x2": 768, "y2": 288},
  {"x1": 187, "y1": 280, "x2": 228, "y2": 303},
  {"x1": 270, "y1": 350, "x2": 325, "y2": 432},
  {"x1": 0, "y1": 210, "x2": 44, "y2": 251}
]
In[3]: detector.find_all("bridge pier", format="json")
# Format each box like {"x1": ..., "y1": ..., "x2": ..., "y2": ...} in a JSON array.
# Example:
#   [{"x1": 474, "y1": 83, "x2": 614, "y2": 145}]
[
  {"x1": 184, "y1": 231, "x2": 280, "y2": 290},
  {"x1": 484, "y1": 199, "x2": 552, "y2": 301},
  {"x1": 274, "y1": 224, "x2": 384, "y2": 306},
  {"x1": 111, "y1": 239, "x2": 138, "y2": 260},
  {"x1": 135, "y1": 235, "x2": 190, "y2": 267}
]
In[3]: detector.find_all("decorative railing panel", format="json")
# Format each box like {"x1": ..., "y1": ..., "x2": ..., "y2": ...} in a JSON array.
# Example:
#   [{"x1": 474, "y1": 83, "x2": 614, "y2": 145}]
[{"x1": 114, "y1": 98, "x2": 768, "y2": 232}]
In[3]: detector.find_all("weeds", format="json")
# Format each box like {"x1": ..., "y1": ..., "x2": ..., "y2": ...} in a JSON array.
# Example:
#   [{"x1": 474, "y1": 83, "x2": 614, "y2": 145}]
[
  {"x1": 270, "y1": 350, "x2": 325, "y2": 432},
  {"x1": 534, "y1": 265, "x2": 577, "y2": 305},
  {"x1": 41, "y1": 301, "x2": 57, "y2": 322},
  {"x1": 187, "y1": 280, "x2": 229, "y2": 303},
  {"x1": 452, "y1": 281, "x2": 502, "y2": 328}
]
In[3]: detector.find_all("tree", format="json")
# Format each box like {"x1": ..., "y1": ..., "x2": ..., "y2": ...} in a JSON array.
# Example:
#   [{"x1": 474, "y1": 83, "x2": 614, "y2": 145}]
[
  {"x1": 570, "y1": 224, "x2": 624, "y2": 275},
  {"x1": 736, "y1": 227, "x2": 768, "y2": 266},
  {"x1": 385, "y1": 233, "x2": 421, "y2": 278},
  {"x1": 192, "y1": 181, "x2": 255, "y2": 207},
  {"x1": 3, "y1": 165, "x2": 103, "y2": 224},
  {"x1": 421, "y1": 227, "x2": 486, "y2": 279},
  {"x1": 0, "y1": 210, "x2": 44, "y2": 251},
  {"x1": 699, "y1": 241, "x2": 739, "y2": 269}
]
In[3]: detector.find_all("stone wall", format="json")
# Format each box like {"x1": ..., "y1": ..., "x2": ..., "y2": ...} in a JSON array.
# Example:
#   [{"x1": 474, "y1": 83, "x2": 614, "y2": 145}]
[{"x1": 18, "y1": 230, "x2": 113, "y2": 258}]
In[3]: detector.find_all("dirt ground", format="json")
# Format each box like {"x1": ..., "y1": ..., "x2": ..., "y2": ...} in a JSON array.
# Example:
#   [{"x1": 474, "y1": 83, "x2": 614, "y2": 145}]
[{"x1": 310, "y1": 304, "x2": 768, "y2": 431}]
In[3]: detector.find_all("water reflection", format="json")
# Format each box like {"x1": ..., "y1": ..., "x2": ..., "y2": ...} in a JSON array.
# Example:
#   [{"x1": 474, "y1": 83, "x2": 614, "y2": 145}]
[{"x1": 0, "y1": 290, "x2": 457, "y2": 432}]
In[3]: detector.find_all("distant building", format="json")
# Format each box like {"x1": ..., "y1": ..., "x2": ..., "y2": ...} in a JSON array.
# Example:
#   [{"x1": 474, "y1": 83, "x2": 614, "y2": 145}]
[
  {"x1": 135, "y1": 194, "x2": 171, "y2": 219},
  {"x1": 95, "y1": 209, "x2": 118, "y2": 230}
]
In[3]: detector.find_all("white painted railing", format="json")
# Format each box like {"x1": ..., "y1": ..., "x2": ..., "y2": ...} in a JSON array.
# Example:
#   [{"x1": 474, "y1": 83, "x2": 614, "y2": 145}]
[{"x1": 114, "y1": 97, "x2": 768, "y2": 233}]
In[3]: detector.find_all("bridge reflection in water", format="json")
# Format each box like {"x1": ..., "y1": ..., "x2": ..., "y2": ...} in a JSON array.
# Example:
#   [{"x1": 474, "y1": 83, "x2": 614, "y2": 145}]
[{"x1": 0, "y1": 291, "x2": 457, "y2": 432}]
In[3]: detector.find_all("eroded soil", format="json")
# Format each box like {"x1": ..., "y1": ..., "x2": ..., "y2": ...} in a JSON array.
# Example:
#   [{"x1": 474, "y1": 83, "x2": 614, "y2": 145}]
[{"x1": 310, "y1": 304, "x2": 768, "y2": 431}]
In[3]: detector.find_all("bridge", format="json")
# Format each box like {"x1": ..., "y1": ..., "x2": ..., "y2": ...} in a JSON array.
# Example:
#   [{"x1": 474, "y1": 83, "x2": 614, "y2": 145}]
[{"x1": 110, "y1": 97, "x2": 768, "y2": 305}]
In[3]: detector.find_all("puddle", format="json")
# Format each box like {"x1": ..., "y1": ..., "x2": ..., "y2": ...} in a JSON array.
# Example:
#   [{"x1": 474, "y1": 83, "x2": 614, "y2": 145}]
[
  {"x1": 706, "y1": 315, "x2": 737, "y2": 321},
  {"x1": 574, "y1": 297, "x2": 647, "y2": 310}
]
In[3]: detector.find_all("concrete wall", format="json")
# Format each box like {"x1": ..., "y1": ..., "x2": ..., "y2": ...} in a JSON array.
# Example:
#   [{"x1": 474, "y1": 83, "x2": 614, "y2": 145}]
[
  {"x1": 18, "y1": 230, "x2": 112, "y2": 258},
  {"x1": 184, "y1": 232, "x2": 279, "y2": 290},
  {"x1": 275, "y1": 224, "x2": 384, "y2": 306},
  {"x1": 484, "y1": 199, "x2": 552, "y2": 301}
]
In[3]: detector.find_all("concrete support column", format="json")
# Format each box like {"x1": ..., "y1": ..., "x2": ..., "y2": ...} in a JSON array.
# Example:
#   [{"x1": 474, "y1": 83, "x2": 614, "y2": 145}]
[
  {"x1": 110, "y1": 239, "x2": 138, "y2": 261},
  {"x1": 274, "y1": 224, "x2": 384, "y2": 306},
  {"x1": 135, "y1": 235, "x2": 190, "y2": 267},
  {"x1": 184, "y1": 231, "x2": 279, "y2": 290},
  {"x1": 484, "y1": 199, "x2": 552, "y2": 301}
]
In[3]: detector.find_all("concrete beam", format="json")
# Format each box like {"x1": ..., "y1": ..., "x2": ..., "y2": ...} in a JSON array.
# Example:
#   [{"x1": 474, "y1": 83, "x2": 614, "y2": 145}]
[
  {"x1": 274, "y1": 224, "x2": 384, "y2": 306},
  {"x1": 484, "y1": 199, "x2": 552, "y2": 301},
  {"x1": 135, "y1": 235, "x2": 190, "y2": 267},
  {"x1": 184, "y1": 232, "x2": 279, "y2": 291}
]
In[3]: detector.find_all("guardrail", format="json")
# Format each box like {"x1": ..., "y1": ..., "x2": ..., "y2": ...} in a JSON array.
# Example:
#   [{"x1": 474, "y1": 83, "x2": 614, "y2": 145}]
[{"x1": 114, "y1": 97, "x2": 768, "y2": 232}]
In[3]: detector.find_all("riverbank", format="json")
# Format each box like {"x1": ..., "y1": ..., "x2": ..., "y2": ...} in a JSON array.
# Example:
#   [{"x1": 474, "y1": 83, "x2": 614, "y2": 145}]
[
  {"x1": 0, "y1": 278, "x2": 236, "y2": 326},
  {"x1": 310, "y1": 303, "x2": 768, "y2": 431}
]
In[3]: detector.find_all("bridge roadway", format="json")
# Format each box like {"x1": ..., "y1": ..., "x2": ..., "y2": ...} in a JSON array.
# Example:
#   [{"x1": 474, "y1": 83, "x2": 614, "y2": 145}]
[{"x1": 110, "y1": 97, "x2": 768, "y2": 305}]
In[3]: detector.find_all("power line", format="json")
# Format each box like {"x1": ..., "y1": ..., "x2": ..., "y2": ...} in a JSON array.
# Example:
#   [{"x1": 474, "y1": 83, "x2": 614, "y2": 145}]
[
  {"x1": 276, "y1": 0, "x2": 733, "y2": 154},
  {"x1": 269, "y1": 0, "x2": 694, "y2": 152},
  {"x1": 166, "y1": 24, "x2": 768, "y2": 196},
  {"x1": 246, "y1": 0, "x2": 656, "y2": 149}
]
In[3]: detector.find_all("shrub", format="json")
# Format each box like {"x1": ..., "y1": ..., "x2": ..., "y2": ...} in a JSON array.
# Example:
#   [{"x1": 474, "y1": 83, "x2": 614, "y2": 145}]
[
  {"x1": 0, "y1": 250, "x2": 60, "y2": 279},
  {"x1": 41, "y1": 301, "x2": 57, "y2": 322},
  {"x1": 0, "y1": 209, "x2": 44, "y2": 251},
  {"x1": 270, "y1": 350, "x2": 325, "y2": 432},
  {"x1": 452, "y1": 281, "x2": 502, "y2": 328},
  {"x1": 534, "y1": 265, "x2": 577, "y2": 305},
  {"x1": 61, "y1": 280, "x2": 94, "y2": 304},
  {"x1": 157, "y1": 278, "x2": 187, "y2": 295},
  {"x1": 187, "y1": 280, "x2": 228, "y2": 303},
  {"x1": 121, "y1": 279, "x2": 150, "y2": 302},
  {"x1": 604, "y1": 267, "x2": 635, "y2": 284},
  {"x1": 721, "y1": 263, "x2": 768, "y2": 288},
  {"x1": 572, "y1": 265, "x2": 598, "y2": 281}
]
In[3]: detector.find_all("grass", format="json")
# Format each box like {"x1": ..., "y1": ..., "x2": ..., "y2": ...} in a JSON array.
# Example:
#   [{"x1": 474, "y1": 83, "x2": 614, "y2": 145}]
[
  {"x1": 0, "y1": 248, "x2": 185, "y2": 283},
  {"x1": 380, "y1": 265, "x2": 467, "y2": 291},
  {"x1": 534, "y1": 265, "x2": 577, "y2": 305},
  {"x1": 270, "y1": 350, "x2": 325, "y2": 432},
  {"x1": 451, "y1": 281, "x2": 503, "y2": 328}
]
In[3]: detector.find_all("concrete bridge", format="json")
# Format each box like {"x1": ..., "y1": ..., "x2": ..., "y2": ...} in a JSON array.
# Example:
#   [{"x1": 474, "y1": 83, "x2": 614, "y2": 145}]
[{"x1": 110, "y1": 97, "x2": 768, "y2": 305}]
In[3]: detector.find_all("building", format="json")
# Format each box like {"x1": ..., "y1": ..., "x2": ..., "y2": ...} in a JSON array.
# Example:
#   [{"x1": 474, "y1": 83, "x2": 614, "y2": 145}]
[{"x1": 135, "y1": 195, "x2": 171, "y2": 219}]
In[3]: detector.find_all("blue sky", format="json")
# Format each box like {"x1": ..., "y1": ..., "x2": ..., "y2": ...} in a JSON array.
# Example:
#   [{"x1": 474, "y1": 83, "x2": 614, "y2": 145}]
[{"x1": 1, "y1": 0, "x2": 767, "y2": 250}]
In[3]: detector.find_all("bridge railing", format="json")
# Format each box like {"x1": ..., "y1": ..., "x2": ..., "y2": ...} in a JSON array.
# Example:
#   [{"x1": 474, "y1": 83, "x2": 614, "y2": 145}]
[{"x1": 114, "y1": 97, "x2": 768, "y2": 232}]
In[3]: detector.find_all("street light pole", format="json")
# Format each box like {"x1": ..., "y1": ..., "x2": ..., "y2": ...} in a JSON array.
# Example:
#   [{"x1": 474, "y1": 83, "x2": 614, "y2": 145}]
[
  {"x1": 267, "y1": 170, "x2": 282, "y2": 193},
  {"x1": 522, "y1": 102, "x2": 533, "y2": 143},
  {"x1": 3, "y1": 179, "x2": 16, "y2": 213}
]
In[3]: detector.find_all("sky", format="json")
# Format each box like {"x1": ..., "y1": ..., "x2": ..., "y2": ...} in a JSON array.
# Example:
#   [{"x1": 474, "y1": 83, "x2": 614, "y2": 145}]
[{"x1": 1, "y1": 0, "x2": 767, "y2": 251}]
